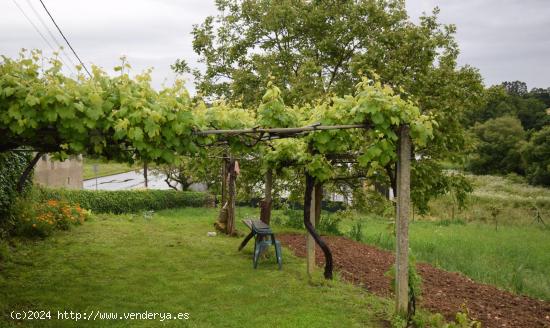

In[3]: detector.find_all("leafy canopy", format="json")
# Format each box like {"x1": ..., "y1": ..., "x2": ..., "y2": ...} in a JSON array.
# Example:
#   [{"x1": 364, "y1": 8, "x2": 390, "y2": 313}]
[
  {"x1": 0, "y1": 50, "x2": 204, "y2": 163},
  {"x1": 178, "y1": 0, "x2": 484, "y2": 212},
  {"x1": 0, "y1": 50, "x2": 434, "y2": 183}
]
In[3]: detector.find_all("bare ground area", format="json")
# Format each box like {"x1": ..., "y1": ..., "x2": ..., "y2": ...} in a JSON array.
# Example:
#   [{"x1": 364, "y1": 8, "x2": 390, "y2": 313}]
[{"x1": 278, "y1": 234, "x2": 550, "y2": 328}]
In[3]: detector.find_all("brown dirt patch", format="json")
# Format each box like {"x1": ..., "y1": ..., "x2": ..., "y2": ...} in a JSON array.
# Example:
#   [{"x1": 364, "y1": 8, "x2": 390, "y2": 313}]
[{"x1": 278, "y1": 233, "x2": 550, "y2": 328}]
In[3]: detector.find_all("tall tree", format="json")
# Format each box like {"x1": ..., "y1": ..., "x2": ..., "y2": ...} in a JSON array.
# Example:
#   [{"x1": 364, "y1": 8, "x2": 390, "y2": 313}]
[
  {"x1": 176, "y1": 0, "x2": 484, "y2": 212},
  {"x1": 468, "y1": 116, "x2": 526, "y2": 175},
  {"x1": 463, "y1": 86, "x2": 513, "y2": 126},
  {"x1": 515, "y1": 97, "x2": 548, "y2": 131},
  {"x1": 502, "y1": 81, "x2": 528, "y2": 97},
  {"x1": 465, "y1": 84, "x2": 549, "y2": 131},
  {"x1": 529, "y1": 87, "x2": 550, "y2": 107},
  {"x1": 523, "y1": 126, "x2": 550, "y2": 186}
]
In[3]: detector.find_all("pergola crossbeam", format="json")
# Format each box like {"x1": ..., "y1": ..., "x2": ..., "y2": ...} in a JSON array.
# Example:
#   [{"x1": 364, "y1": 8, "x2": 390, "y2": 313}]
[{"x1": 195, "y1": 123, "x2": 368, "y2": 137}]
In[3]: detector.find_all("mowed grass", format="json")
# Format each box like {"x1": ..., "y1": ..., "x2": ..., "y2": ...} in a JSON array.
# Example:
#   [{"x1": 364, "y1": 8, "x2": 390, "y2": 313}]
[
  {"x1": 345, "y1": 217, "x2": 550, "y2": 301},
  {"x1": 0, "y1": 208, "x2": 393, "y2": 328}
]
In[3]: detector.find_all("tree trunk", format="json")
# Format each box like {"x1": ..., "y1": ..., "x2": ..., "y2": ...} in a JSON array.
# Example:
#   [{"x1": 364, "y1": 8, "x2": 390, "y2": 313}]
[
  {"x1": 226, "y1": 158, "x2": 237, "y2": 235},
  {"x1": 17, "y1": 152, "x2": 43, "y2": 194},
  {"x1": 215, "y1": 157, "x2": 234, "y2": 234},
  {"x1": 314, "y1": 182, "x2": 322, "y2": 226},
  {"x1": 306, "y1": 178, "x2": 316, "y2": 276},
  {"x1": 143, "y1": 162, "x2": 148, "y2": 188},
  {"x1": 260, "y1": 169, "x2": 273, "y2": 225},
  {"x1": 304, "y1": 172, "x2": 333, "y2": 279}
]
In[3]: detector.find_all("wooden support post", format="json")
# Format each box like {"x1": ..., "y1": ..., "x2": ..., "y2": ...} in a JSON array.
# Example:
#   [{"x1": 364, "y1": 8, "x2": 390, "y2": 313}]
[
  {"x1": 260, "y1": 169, "x2": 273, "y2": 225},
  {"x1": 143, "y1": 162, "x2": 148, "y2": 189},
  {"x1": 396, "y1": 125, "x2": 411, "y2": 316},
  {"x1": 306, "y1": 182, "x2": 316, "y2": 276},
  {"x1": 227, "y1": 158, "x2": 236, "y2": 235},
  {"x1": 304, "y1": 173, "x2": 333, "y2": 279},
  {"x1": 221, "y1": 157, "x2": 228, "y2": 206},
  {"x1": 17, "y1": 152, "x2": 43, "y2": 194},
  {"x1": 314, "y1": 183, "x2": 322, "y2": 226}
]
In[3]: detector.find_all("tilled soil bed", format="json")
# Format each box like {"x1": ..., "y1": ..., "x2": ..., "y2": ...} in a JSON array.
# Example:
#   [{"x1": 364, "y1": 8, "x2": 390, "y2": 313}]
[{"x1": 278, "y1": 234, "x2": 550, "y2": 328}]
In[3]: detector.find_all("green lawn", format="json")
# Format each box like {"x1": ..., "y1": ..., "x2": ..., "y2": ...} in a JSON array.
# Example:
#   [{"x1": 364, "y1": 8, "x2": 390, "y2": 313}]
[
  {"x1": 0, "y1": 208, "x2": 395, "y2": 328},
  {"x1": 82, "y1": 158, "x2": 139, "y2": 180},
  {"x1": 341, "y1": 216, "x2": 550, "y2": 301}
]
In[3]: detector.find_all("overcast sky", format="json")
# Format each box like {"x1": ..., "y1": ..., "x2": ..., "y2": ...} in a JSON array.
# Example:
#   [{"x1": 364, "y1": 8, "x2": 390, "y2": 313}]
[{"x1": 1, "y1": 0, "x2": 549, "y2": 91}]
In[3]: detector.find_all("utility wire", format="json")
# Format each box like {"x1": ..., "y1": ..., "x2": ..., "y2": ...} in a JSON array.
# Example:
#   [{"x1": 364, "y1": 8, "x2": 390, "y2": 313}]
[
  {"x1": 25, "y1": 0, "x2": 78, "y2": 69},
  {"x1": 38, "y1": 0, "x2": 92, "y2": 78},
  {"x1": 10, "y1": 0, "x2": 75, "y2": 75}
]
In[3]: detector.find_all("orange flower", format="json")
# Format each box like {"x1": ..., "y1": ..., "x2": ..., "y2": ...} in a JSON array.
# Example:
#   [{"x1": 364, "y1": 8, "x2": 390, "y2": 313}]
[{"x1": 47, "y1": 200, "x2": 58, "y2": 206}]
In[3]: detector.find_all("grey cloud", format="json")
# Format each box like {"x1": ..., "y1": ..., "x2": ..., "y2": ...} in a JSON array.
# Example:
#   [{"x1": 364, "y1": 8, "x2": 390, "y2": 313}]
[
  {"x1": 407, "y1": 0, "x2": 550, "y2": 88},
  {"x1": 1, "y1": 0, "x2": 549, "y2": 90}
]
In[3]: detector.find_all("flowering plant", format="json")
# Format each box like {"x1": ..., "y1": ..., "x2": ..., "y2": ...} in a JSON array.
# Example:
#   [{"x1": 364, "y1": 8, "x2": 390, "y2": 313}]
[{"x1": 16, "y1": 199, "x2": 90, "y2": 237}]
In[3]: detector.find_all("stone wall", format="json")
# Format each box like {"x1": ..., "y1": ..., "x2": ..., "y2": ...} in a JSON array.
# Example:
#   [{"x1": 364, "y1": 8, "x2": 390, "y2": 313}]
[{"x1": 34, "y1": 154, "x2": 83, "y2": 189}]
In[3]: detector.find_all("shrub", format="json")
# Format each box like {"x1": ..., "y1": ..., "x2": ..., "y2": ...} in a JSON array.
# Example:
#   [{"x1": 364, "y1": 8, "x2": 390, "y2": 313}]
[
  {"x1": 352, "y1": 189, "x2": 393, "y2": 218},
  {"x1": 34, "y1": 188, "x2": 214, "y2": 214},
  {"x1": 272, "y1": 208, "x2": 342, "y2": 235},
  {"x1": 435, "y1": 219, "x2": 466, "y2": 227},
  {"x1": 386, "y1": 254, "x2": 422, "y2": 323},
  {"x1": 273, "y1": 199, "x2": 346, "y2": 213},
  {"x1": 523, "y1": 126, "x2": 550, "y2": 186},
  {"x1": 13, "y1": 198, "x2": 89, "y2": 238},
  {"x1": 347, "y1": 222, "x2": 363, "y2": 242},
  {"x1": 0, "y1": 151, "x2": 33, "y2": 226},
  {"x1": 318, "y1": 214, "x2": 342, "y2": 235},
  {"x1": 276, "y1": 208, "x2": 304, "y2": 230},
  {"x1": 0, "y1": 239, "x2": 9, "y2": 263},
  {"x1": 467, "y1": 116, "x2": 526, "y2": 175}
]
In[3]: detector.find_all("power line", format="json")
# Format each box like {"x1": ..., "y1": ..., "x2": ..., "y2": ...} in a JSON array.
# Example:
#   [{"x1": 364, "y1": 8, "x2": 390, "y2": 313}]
[
  {"x1": 11, "y1": 0, "x2": 54, "y2": 49},
  {"x1": 10, "y1": 0, "x2": 75, "y2": 75},
  {"x1": 37, "y1": 0, "x2": 92, "y2": 78},
  {"x1": 25, "y1": 0, "x2": 78, "y2": 69}
]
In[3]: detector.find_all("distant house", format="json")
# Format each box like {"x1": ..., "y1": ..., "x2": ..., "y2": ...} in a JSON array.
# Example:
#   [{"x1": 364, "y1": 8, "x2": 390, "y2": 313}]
[{"x1": 34, "y1": 154, "x2": 83, "y2": 189}]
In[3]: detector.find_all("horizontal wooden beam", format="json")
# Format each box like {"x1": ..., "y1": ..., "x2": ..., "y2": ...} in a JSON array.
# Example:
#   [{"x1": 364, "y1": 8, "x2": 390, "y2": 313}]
[{"x1": 195, "y1": 124, "x2": 368, "y2": 136}]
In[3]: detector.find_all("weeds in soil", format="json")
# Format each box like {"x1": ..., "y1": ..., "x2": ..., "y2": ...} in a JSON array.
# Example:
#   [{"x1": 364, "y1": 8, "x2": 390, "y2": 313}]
[
  {"x1": 490, "y1": 205, "x2": 501, "y2": 231},
  {"x1": 347, "y1": 222, "x2": 363, "y2": 242},
  {"x1": 510, "y1": 264, "x2": 525, "y2": 294},
  {"x1": 358, "y1": 219, "x2": 550, "y2": 300},
  {"x1": 412, "y1": 305, "x2": 481, "y2": 328},
  {"x1": 435, "y1": 219, "x2": 466, "y2": 227},
  {"x1": 386, "y1": 253, "x2": 422, "y2": 324},
  {"x1": 425, "y1": 174, "x2": 550, "y2": 226},
  {"x1": 272, "y1": 208, "x2": 342, "y2": 235},
  {"x1": 317, "y1": 213, "x2": 342, "y2": 235},
  {"x1": 142, "y1": 210, "x2": 155, "y2": 221}
]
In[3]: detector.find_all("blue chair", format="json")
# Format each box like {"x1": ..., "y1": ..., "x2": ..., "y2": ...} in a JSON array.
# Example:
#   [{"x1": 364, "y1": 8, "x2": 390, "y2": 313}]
[{"x1": 239, "y1": 219, "x2": 282, "y2": 270}]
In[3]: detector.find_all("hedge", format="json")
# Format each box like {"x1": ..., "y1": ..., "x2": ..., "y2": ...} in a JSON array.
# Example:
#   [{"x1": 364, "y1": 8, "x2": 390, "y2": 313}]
[
  {"x1": 0, "y1": 151, "x2": 32, "y2": 222},
  {"x1": 235, "y1": 197, "x2": 346, "y2": 212},
  {"x1": 35, "y1": 188, "x2": 215, "y2": 214}
]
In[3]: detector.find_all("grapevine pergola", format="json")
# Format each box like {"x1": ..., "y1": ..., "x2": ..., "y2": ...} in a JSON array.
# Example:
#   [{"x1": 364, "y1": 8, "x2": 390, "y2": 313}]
[
  {"x1": 0, "y1": 52, "x2": 435, "y2": 317},
  {"x1": 195, "y1": 122, "x2": 412, "y2": 315}
]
